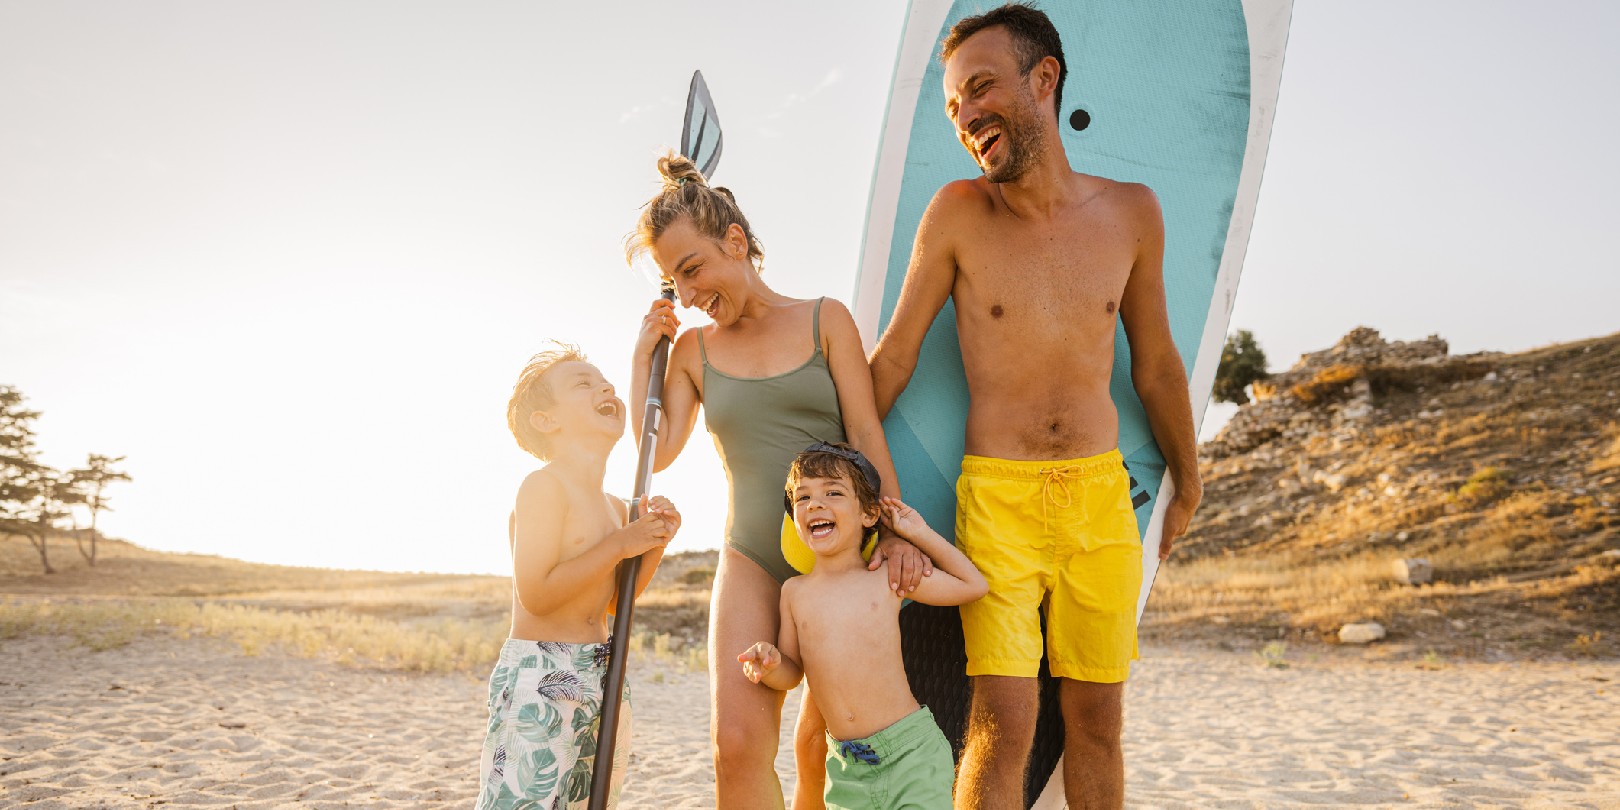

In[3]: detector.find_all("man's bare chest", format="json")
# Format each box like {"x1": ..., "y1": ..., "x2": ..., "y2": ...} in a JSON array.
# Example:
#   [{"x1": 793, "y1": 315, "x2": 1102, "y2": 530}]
[{"x1": 954, "y1": 223, "x2": 1136, "y2": 323}]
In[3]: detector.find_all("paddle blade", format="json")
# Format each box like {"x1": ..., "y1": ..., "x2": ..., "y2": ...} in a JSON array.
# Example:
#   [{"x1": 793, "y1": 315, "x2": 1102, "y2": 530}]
[{"x1": 681, "y1": 70, "x2": 723, "y2": 179}]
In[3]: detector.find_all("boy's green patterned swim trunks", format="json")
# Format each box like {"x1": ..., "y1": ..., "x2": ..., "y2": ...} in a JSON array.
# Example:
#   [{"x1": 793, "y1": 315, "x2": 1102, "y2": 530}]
[
  {"x1": 823, "y1": 706, "x2": 954, "y2": 810},
  {"x1": 476, "y1": 638, "x2": 630, "y2": 810}
]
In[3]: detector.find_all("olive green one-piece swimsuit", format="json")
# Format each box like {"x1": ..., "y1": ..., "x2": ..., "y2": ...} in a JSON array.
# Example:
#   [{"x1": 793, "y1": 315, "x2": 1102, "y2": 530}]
[{"x1": 701, "y1": 298, "x2": 845, "y2": 583}]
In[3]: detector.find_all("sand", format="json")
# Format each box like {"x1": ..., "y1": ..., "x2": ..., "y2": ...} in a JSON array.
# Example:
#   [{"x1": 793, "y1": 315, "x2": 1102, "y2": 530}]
[
  {"x1": 3, "y1": 634, "x2": 1617, "y2": 808},
  {"x1": 1121, "y1": 647, "x2": 1620, "y2": 809}
]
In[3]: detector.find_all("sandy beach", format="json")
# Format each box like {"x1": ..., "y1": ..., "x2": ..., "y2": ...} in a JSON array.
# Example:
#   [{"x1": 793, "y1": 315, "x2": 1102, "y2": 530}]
[{"x1": 4, "y1": 633, "x2": 1617, "y2": 809}]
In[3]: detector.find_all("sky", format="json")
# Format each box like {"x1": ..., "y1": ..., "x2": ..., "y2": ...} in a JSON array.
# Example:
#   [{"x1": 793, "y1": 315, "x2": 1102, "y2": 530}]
[{"x1": 3, "y1": 1, "x2": 1617, "y2": 576}]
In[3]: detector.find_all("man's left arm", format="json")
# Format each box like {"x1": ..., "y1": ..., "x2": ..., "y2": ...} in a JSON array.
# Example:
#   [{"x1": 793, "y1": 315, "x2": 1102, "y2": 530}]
[{"x1": 1117, "y1": 186, "x2": 1202, "y2": 560}]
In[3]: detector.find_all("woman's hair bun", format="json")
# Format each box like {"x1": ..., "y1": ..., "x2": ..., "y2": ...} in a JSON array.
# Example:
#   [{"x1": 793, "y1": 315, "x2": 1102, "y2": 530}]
[{"x1": 657, "y1": 153, "x2": 707, "y2": 192}]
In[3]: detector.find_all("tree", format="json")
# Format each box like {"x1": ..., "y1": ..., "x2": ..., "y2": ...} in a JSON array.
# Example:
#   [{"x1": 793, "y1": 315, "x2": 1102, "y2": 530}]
[
  {"x1": 21, "y1": 466, "x2": 81, "y2": 574},
  {"x1": 1, "y1": 387, "x2": 42, "y2": 536},
  {"x1": 1, "y1": 388, "x2": 129, "y2": 573},
  {"x1": 1214, "y1": 329, "x2": 1271, "y2": 405},
  {"x1": 0, "y1": 386, "x2": 52, "y2": 572},
  {"x1": 67, "y1": 454, "x2": 131, "y2": 566}
]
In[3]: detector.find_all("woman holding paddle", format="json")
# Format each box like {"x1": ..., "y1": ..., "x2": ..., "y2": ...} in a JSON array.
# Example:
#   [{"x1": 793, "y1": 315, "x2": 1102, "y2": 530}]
[{"x1": 627, "y1": 153, "x2": 928, "y2": 809}]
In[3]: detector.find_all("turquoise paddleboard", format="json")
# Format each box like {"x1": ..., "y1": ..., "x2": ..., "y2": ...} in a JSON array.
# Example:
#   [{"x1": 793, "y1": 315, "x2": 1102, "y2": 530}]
[{"x1": 851, "y1": 2, "x2": 1292, "y2": 806}]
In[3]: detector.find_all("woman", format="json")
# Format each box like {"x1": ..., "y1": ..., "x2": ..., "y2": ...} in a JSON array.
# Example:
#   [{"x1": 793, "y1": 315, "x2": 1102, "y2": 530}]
[{"x1": 627, "y1": 154, "x2": 928, "y2": 808}]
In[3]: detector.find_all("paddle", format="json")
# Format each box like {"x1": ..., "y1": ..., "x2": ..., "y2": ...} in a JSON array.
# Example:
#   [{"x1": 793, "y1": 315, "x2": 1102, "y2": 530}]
[
  {"x1": 682, "y1": 70, "x2": 724, "y2": 180},
  {"x1": 588, "y1": 70, "x2": 722, "y2": 810}
]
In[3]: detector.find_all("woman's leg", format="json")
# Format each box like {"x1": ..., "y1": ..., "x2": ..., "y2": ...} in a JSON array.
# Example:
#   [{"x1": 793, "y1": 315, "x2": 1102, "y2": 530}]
[
  {"x1": 710, "y1": 546, "x2": 788, "y2": 809},
  {"x1": 792, "y1": 687, "x2": 828, "y2": 810}
]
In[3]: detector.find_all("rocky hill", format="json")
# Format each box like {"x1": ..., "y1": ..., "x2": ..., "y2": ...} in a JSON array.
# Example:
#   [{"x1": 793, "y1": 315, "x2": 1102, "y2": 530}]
[{"x1": 1146, "y1": 328, "x2": 1620, "y2": 659}]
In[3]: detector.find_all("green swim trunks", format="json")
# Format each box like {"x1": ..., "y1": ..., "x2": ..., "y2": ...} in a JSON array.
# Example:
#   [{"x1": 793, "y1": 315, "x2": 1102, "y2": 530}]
[
  {"x1": 823, "y1": 706, "x2": 954, "y2": 810},
  {"x1": 476, "y1": 638, "x2": 630, "y2": 810}
]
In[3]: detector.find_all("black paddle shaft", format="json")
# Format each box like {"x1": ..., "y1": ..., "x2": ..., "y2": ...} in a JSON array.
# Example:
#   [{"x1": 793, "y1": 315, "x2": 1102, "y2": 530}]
[{"x1": 588, "y1": 284, "x2": 676, "y2": 809}]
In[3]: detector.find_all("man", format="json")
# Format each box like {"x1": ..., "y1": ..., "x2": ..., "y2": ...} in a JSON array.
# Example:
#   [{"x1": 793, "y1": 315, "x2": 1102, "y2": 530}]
[{"x1": 868, "y1": 5, "x2": 1201, "y2": 809}]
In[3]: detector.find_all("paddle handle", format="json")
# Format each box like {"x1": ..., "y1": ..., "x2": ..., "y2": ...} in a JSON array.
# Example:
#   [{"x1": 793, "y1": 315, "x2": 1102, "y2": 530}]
[{"x1": 589, "y1": 284, "x2": 676, "y2": 809}]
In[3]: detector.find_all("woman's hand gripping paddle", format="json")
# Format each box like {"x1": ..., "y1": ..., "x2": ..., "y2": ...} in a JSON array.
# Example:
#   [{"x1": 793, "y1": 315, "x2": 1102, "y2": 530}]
[{"x1": 588, "y1": 70, "x2": 722, "y2": 810}]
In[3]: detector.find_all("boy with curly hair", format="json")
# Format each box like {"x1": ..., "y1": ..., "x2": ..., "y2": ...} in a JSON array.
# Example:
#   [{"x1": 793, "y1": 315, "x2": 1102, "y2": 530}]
[{"x1": 740, "y1": 442, "x2": 986, "y2": 809}]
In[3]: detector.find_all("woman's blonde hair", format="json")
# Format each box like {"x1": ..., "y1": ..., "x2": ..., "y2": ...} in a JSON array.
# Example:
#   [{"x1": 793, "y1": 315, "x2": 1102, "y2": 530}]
[{"x1": 626, "y1": 152, "x2": 764, "y2": 271}]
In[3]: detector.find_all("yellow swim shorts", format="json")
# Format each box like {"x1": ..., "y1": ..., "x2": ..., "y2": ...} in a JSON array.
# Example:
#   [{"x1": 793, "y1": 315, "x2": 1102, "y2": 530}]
[{"x1": 955, "y1": 450, "x2": 1142, "y2": 683}]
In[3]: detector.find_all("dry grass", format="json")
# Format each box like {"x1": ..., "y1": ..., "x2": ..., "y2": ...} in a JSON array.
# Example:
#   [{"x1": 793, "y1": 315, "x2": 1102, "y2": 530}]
[
  {"x1": 1, "y1": 538, "x2": 718, "y2": 676},
  {"x1": 1593, "y1": 424, "x2": 1620, "y2": 476},
  {"x1": 0, "y1": 597, "x2": 506, "y2": 672},
  {"x1": 1151, "y1": 479, "x2": 1620, "y2": 657}
]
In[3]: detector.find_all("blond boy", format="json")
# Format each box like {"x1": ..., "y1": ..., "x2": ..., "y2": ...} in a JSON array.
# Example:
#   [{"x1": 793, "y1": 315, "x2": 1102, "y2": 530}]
[
  {"x1": 739, "y1": 442, "x2": 987, "y2": 809},
  {"x1": 477, "y1": 345, "x2": 681, "y2": 810}
]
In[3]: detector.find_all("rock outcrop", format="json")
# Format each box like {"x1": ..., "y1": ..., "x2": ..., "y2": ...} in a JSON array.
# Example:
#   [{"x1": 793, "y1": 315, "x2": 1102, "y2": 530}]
[{"x1": 1182, "y1": 326, "x2": 1619, "y2": 611}]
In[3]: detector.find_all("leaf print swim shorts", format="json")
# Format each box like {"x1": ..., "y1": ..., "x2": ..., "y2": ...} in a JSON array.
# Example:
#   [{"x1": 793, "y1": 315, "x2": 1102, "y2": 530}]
[{"x1": 476, "y1": 638, "x2": 630, "y2": 810}]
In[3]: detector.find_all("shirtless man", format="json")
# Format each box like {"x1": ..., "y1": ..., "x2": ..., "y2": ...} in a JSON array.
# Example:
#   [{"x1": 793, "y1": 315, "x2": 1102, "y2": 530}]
[{"x1": 868, "y1": 5, "x2": 1202, "y2": 809}]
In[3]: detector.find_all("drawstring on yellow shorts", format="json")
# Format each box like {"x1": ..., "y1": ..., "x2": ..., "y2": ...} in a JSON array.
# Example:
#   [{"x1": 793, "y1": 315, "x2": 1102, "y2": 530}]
[{"x1": 1039, "y1": 465, "x2": 1089, "y2": 532}]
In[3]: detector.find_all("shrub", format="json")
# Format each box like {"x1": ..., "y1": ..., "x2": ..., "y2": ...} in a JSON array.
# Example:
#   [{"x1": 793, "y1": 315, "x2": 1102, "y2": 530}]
[
  {"x1": 1456, "y1": 466, "x2": 1509, "y2": 506},
  {"x1": 1214, "y1": 330, "x2": 1271, "y2": 405},
  {"x1": 1257, "y1": 641, "x2": 1290, "y2": 669}
]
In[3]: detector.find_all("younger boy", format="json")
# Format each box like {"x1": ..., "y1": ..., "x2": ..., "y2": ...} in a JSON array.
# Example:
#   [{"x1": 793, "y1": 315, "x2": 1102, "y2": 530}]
[
  {"x1": 739, "y1": 442, "x2": 987, "y2": 810},
  {"x1": 478, "y1": 345, "x2": 681, "y2": 810}
]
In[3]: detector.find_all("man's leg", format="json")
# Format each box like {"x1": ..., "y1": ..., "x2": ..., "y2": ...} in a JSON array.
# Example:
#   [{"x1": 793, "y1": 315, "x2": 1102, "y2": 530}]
[
  {"x1": 955, "y1": 675, "x2": 1039, "y2": 810},
  {"x1": 1046, "y1": 457, "x2": 1140, "y2": 810},
  {"x1": 953, "y1": 458, "x2": 1049, "y2": 809},
  {"x1": 1058, "y1": 679, "x2": 1125, "y2": 810}
]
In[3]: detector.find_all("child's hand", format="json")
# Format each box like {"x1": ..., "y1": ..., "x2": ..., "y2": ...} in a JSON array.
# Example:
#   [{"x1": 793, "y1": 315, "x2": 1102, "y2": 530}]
[
  {"x1": 737, "y1": 641, "x2": 780, "y2": 684},
  {"x1": 641, "y1": 495, "x2": 682, "y2": 539},
  {"x1": 617, "y1": 508, "x2": 673, "y2": 559},
  {"x1": 636, "y1": 298, "x2": 680, "y2": 358},
  {"x1": 880, "y1": 497, "x2": 929, "y2": 541}
]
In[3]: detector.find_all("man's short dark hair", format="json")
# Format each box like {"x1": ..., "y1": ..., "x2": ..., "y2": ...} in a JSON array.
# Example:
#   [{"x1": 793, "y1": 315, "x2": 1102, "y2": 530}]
[{"x1": 941, "y1": 2, "x2": 1067, "y2": 118}]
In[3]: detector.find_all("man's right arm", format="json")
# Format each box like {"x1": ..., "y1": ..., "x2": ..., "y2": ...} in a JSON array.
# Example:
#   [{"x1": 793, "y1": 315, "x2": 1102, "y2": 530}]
[{"x1": 868, "y1": 182, "x2": 967, "y2": 419}]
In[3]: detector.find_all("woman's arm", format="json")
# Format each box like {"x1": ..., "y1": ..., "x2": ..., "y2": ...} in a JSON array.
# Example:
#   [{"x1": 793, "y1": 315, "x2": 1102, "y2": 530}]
[
  {"x1": 629, "y1": 300, "x2": 703, "y2": 472},
  {"x1": 820, "y1": 299, "x2": 898, "y2": 499},
  {"x1": 821, "y1": 298, "x2": 933, "y2": 593}
]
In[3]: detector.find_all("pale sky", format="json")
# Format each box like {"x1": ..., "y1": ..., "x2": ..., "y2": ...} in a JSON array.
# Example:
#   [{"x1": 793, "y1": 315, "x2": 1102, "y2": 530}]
[{"x1": 4, "y1": 1, "x2": 1617, "y2": 575}]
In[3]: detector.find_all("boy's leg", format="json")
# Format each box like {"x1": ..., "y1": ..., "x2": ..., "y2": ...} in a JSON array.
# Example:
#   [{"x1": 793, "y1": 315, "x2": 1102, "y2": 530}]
[
  {"x1": 1058, "y1": 679, "x2": 1124, "y2": 810},
  {"x1": 579, "y1": 660, "x2": 631, "y2": 808},
  {"x1": 709, "y1": 547, "x2": 788, "y2": 809},
  {"x1": 793, "y1": 687, "x2": 828, "y2": 809},
  {"x1": 475, "y1": 642, "x2": 586, "y2": 810},
  {"x1": 476, "y1": 655, "x2": 520, "y2": 810},
  {"x1": 955, "y1": 675, "x2": 1039, "y2": 810}
]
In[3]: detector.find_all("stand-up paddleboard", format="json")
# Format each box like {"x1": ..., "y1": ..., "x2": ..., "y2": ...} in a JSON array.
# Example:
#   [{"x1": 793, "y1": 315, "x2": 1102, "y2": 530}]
[{"x1": 851, "y1": 2, "x2": 1292, "y2": 806}]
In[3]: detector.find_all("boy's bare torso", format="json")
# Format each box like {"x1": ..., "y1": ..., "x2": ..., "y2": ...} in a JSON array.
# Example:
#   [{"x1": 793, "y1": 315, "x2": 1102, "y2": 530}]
[
  {"x1": 787, "y1": 566, "x2": 919, "y2": 741},
  {"x1": 948, "y1": 173, "x2": 1149, "y2": 461},
  {"x1": 509, "y1": 471, "x2": 627, "y2": 643}
]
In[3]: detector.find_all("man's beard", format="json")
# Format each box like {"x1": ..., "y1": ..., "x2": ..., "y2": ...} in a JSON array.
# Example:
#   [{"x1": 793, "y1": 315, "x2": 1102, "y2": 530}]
[{"x1": 980, "y1": 96, "x2": 1046, "y2": 184}]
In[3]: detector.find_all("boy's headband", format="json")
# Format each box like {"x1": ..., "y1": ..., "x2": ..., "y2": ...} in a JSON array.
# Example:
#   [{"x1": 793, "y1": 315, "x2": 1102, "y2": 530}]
[{"x1": 781, "y1": 441, "x2": 882, "y2": 516}]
